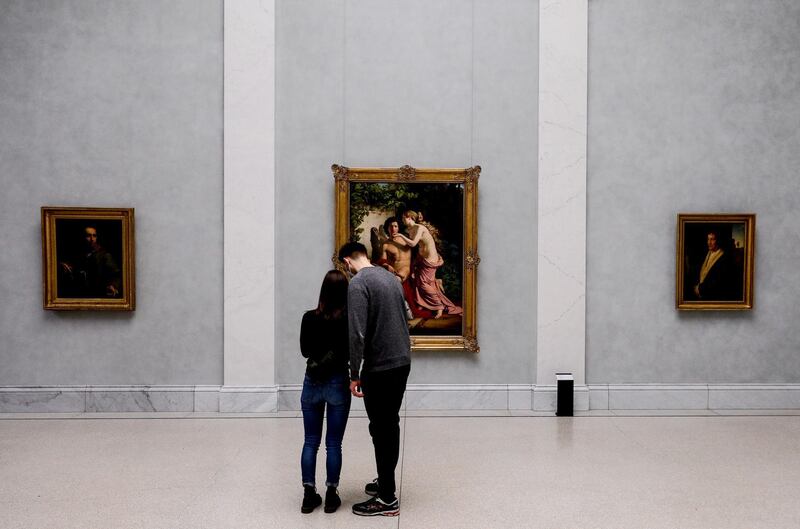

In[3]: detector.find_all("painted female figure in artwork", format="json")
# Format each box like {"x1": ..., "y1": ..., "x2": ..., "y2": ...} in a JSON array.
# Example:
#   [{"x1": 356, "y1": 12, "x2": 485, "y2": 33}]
[{"x1": 392, "y1": 210, "x2": 463, "y2": 319}]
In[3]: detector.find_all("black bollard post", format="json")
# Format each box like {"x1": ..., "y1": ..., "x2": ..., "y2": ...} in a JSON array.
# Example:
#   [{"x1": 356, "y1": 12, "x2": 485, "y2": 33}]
[{"x1": 555, "y1": 373, "x2": 573, "y2": 417}]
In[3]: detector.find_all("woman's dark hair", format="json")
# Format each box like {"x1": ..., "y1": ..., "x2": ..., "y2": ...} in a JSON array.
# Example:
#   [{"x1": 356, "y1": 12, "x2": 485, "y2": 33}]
[{"x1": 315, "y1": 270, "x2": 348, "y2": 319}]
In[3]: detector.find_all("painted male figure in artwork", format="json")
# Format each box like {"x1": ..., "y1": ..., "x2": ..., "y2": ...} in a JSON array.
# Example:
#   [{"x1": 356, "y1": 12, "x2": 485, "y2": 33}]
[{"x1": 58, "y1": 225, "x2": 122, "y2": 298}]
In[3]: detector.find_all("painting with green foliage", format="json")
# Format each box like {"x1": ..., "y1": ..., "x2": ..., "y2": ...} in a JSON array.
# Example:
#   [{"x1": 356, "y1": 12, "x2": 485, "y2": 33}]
[{"x1": 350, "y1": 182, "x2": 464, "y2": 335}]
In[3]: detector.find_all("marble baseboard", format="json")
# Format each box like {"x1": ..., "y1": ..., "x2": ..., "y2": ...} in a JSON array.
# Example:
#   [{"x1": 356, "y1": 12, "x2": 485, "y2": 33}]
[
  {"x1": 403, "y1": 385, "x2": 509, "y2": 410},
  {"x1": 4, "y1": 384, "x2": 800, "y2": 413},
  {"x1": 0, "y1": 388, "x2": 86, "y2": 413},
  {"x1": 193, "y1": 386, "x2": 220, "y2": 413},
  {"x1": 85, "y1": 387, "x2": 195, "y2": 412},
  {"x1": 588, "y1": 385, "x2": 610, "y2": 410},
  {"x1": 508, "y1": 385, "x2": 534, "y2": 410},
  {"x1": 708, "y1": 385, "x2": 800, "y2": 409},
  {"x1": 587, "y1": 384, "x2": 800, "y2": 411},
  {"x1": 0, "y1": 386, "x2": 270, "y2": 413},
  {"x1": 606, "y1": 385, "x2": 708, "y2": 410},
  {"x1": 277, "y1": 385, "x2": 301, "y2": 411},
  {"x1": 219, "y1": 386, "x2": 278, "y2": 413}
]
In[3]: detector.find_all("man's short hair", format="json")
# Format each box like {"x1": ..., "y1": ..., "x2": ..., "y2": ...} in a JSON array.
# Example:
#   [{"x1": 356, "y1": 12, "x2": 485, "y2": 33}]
[{"x1": 338, "y1": 242, "x2": 368, "y2": 262}]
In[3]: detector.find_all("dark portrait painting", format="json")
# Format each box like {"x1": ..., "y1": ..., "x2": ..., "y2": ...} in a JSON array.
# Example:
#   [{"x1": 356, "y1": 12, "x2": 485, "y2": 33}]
[
  {"x1": 334, "y1": 166, "x2": 479, "y2": 352},
  {"x1": 676, "y1": 214, "x2": 755, "y2": 310},
  {"x1": 42, "y1": 207, "x2": 136, "y2": 311},
  {"x1": 55, "y1": 219, "x2": 124, "y2": 299}
]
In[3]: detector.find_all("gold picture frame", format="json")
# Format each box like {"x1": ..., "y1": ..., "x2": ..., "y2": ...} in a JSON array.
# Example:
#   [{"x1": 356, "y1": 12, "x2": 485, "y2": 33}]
[
  {"x1": 676, "y1": 213, "x2": 755, "y2": 311},
  {"x1": 333, "y1": 165, "x2": 479, "y2": 352},
  {"x1": 42, "y1": 207, "x2": 136, "y2": 311}
]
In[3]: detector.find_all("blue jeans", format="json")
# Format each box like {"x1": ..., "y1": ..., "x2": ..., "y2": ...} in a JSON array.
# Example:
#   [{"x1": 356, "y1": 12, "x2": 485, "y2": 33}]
[{"x1": 301, "y1": 373, "x2": 351, "y2": 487}]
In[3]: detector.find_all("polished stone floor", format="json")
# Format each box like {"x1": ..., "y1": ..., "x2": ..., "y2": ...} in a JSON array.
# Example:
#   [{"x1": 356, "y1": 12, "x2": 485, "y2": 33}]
[{"x1": 1, "y1": 412, "x2": 799, "y2": 528}]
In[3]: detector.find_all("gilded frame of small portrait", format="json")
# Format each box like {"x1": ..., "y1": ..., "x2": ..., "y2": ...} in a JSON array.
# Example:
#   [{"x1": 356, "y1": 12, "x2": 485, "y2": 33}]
[
  {"x1": 42, "y1": 207, "x2": 136, "y2": 311},
  {"x1": 333, "y1": 165, "x2": 480, "y2": 353},
  {"x1": 676, "y1": 213, "x2": 755, "y2": 311}
]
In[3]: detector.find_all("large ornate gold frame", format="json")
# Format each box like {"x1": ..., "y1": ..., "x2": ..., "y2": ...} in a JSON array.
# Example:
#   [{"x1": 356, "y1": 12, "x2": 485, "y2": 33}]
[
  {"x1": 42, "y1": 206, "x2": 136, "y2": 311},
  {"x1": 676, "y1": 213, "x2": 755, "y2": 311},
  {"x1": 333, "y1": 165, "x2": 480, "y2": 352}
]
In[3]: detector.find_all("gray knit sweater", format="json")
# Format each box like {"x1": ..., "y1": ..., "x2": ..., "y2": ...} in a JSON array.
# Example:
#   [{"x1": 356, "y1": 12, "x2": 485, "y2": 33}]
[{"x1": 347, "y1": 266, "x2": 411, "y2": 380}]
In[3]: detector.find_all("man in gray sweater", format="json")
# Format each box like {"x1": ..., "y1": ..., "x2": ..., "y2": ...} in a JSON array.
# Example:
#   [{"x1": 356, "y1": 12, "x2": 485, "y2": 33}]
[{"x1": 338, "y1": 242, "x2": 411, "y2": 517}]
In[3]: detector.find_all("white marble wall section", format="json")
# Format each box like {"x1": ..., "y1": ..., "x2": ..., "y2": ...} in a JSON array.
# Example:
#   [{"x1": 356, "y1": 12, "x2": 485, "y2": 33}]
[
  {"x1": 275, "y1": 0, "x2": 540, "y2": 386},
  {"x1": 586, "y1": 1, "x2": 800, "y2": 384},
  {"x1": 536, "y1": 0, "x2": 587, "y2": 386},
  {"x1": 0, "y1": 0, "x2": 224, "y2": 386},
  {"x1": 223, "y1": 0, "x2": 276, "y2": 395}
]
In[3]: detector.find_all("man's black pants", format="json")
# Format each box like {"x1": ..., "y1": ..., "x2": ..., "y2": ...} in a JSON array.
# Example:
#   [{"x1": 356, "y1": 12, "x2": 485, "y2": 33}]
[{"x1": 361, "y1": 363, "x2": 411, "y2": 502}]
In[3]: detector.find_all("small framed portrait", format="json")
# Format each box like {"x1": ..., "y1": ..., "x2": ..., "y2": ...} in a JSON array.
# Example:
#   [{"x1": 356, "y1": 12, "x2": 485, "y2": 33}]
[
  {"x1": 676, "y1": 213, "x2": 755, "y2": 311},
  {"x1": 333, "y1": 165, "x2": 480, "y2": 352},
  {"x1": 42, "y1": 207, "x2": 136, "y2": 311}
]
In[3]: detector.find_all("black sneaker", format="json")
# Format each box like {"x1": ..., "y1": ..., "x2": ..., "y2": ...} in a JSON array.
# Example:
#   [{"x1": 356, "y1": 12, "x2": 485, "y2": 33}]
[
  {"x1": 352, "y1": 496, "x2": 399, "y2": 517},
  {"x1": 301, "y1": 485, "x2": 322, "y2": 514},
  {"x1": 324, "y1": 486, "x2": 341, "y2": 513},
  {"x1": 364, "y1": 478, "x2": 379, "y2": 496}
]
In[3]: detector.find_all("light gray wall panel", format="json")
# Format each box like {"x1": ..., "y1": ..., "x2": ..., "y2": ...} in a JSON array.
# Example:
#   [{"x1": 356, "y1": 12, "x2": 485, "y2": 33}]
[
  {"x1": 344, "y1": 0, "x2": 472, "y2": 166},
  {"x1": 276, "y1": 0, "x2": 538, "y2": 385},
  {"x1": 0, "y1": 1, "x2": 223, "y2": 385},
  {"x1": 466, "y1": 0, "x2": 538, "y2": 385},
  {"x1": 275, "y1": 0, "x2": 346, "y2": 384},
  {"x1": 586, "y1": 0, "x2": 800, "y2": 383}
]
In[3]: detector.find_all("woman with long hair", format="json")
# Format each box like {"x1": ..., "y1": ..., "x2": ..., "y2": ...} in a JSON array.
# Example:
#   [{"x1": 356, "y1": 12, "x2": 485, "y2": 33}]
[{"x1": 299, "y1": 269, "x2": 351, "y2": 514}]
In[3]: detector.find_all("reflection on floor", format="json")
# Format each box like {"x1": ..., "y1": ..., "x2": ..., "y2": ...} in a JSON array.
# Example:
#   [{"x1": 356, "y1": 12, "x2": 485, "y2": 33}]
[{"x1": 1, "y1": 414, "x2": 799, "y2": 528}]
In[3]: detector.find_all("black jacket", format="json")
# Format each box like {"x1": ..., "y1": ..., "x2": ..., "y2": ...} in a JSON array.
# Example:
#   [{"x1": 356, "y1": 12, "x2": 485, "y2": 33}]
[{"x1": 300, "y1": 310, "x2": 349, "y2": 381}]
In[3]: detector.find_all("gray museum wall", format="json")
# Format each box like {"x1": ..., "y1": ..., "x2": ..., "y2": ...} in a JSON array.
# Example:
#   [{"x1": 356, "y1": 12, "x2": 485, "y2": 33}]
[
  {"x1": 0, "y1": 1, "x2": 224, "y2": 385},
  {"x1": 275, "y1": 0, "x2": 539, "y2": 385},
  {"x1": 586, "y1": 0, "x2": 800, "y2": 383}
]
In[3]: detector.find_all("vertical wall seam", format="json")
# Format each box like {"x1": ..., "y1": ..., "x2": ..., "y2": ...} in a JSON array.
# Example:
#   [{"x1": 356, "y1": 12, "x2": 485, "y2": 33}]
[
  {"x1": 221, "y1": 0, "x2": 227, "y2": 387},
  {"x1": 272, "y1": 0, "x2": 279, "y2": 387},
  {"x1": 342, "y1": 0, "x2": 347, "y2": 163},
  {"x1": 470, "y1": 0, "x2": 475, "y2": 165}
]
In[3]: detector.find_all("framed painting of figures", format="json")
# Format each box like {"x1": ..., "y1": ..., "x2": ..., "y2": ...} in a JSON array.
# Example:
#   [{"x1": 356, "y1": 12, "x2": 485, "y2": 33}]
[
  {"x1": 42, "y1": 207, "x2": 136, "y2": 311},
  {"x1": 676, "y1": 213, "x2": 755, "y2": 311},
  {"x1": 333, "y1": 165, "x2": 479, "y2": 352}
]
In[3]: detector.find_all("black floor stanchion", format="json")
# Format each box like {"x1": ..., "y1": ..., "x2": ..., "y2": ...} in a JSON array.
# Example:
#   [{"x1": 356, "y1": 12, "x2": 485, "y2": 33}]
[{"x1": 556, "y1": 373, "x2": 574, "y2": 416}]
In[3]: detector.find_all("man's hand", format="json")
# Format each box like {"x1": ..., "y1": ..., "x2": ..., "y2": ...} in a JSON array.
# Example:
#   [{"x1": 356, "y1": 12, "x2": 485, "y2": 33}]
[
  {"x1": 106, "y1": 285, "x2": 119, "y2": 297},
  {"x1": 350, "y1": 380, "x2": 363, "y2": 398}
]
